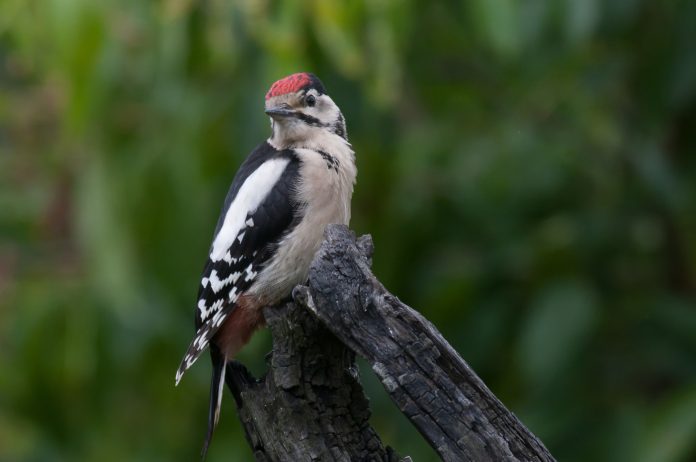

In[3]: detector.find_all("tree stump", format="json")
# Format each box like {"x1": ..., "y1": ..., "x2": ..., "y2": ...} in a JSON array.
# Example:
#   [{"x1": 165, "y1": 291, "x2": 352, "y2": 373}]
[{"x1": 226, "y1": 225, "x2": 555, "y2": 462}]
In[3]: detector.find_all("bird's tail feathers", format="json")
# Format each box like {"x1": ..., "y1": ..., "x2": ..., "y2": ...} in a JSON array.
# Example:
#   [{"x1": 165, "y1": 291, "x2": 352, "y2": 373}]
[
  {"x1": 201, "y1": 348, "x2": 227, "y2": 461},
  {"x1": 175, "y1": 307, "x2": 234, "y2": 386}
]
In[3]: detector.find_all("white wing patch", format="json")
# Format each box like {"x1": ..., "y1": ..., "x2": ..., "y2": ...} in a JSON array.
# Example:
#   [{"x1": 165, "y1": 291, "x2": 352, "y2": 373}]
[
  {"x1": 244, "y1": 263, "x2": 257, "y2": 282},
  {"x1": 210, "y1": 158, "x2": 290, "y2": 261},
  {"x1": 229, "y1": 286, "x2": 238, "y2": 301},
  {"x1": 204, "y1": 269, "x2": 241, "y2": 293},
  {"x1": 222, "y1": 251, "x2": 237, "y2": 264},
  {"x1": 198, "y1": 298, "x2": 224, "y2": 320}
]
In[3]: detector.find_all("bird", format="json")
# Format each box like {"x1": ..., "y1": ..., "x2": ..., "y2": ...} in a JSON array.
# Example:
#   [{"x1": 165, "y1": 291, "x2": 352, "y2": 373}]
[{"x1": 175, "y1": 72, "x2": 356, "y2": 458}]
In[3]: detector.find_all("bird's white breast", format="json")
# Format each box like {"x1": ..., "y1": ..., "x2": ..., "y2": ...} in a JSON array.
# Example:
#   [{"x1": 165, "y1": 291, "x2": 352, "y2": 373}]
[{"x1": 251, "y1": 136, "x2": 356, "y2": 303}]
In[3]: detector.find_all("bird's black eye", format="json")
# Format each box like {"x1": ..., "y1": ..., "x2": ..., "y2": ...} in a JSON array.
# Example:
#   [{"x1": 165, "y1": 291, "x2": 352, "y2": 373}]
[{"x1": 305, "y1": 95, "x2": 316, "y2": 107}]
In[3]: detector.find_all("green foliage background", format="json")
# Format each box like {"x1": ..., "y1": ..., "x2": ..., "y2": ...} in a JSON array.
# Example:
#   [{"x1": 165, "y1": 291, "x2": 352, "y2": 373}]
[{"x1": 1, "y1": 0, "x2": 695, "y2": 461}]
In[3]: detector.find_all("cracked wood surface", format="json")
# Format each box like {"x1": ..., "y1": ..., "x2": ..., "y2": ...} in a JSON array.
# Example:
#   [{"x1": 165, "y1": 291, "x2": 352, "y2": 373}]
[
  {"x1": 226, "y1": 224, "x2": 554, "y2": 462},
  {"x1": 225, "y1": 299, "x2": 406, "y2": 462},
  {"x1": 300, "y1": 225, "x2": 555, "y2": 462}
]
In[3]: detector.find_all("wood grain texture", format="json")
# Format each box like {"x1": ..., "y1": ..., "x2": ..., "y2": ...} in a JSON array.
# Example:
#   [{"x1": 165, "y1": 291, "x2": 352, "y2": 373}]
[
  {"x1": 303, "y1": 225, "x2": 555, "y2": 462},
  {"x1": 227, "y1": 224, "x2": 554, "y2": 462},
  {"x1": 225, "y1": 299, "x2": 406, "y2": 462}
]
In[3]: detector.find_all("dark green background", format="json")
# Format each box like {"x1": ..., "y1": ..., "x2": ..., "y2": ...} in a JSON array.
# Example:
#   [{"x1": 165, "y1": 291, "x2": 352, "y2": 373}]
[{"x1": 2, "y1": 1, "x2": 695, "y2": 461}]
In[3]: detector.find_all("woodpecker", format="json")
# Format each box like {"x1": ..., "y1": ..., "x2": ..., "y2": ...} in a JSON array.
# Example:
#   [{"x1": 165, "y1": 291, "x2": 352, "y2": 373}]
[{"x1": 175, "y1": 73, "x2": 356, "y2": 458}]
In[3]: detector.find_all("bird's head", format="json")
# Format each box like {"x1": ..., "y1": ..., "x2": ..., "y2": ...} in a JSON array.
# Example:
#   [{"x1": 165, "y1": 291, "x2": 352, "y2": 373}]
[{"x1": 265, "y1": 73, "x2": 347, "y2": 148}]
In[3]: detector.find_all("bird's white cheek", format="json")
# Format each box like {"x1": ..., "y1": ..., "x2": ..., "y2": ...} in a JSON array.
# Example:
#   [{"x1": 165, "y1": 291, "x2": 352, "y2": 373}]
[{"x1": 280, "y1": 120, "x2": 307, "y2": 139}]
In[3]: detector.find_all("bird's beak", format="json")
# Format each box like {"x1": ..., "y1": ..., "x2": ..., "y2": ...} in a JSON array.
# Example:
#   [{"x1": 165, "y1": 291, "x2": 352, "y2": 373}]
[{"x1": 265, "y1": 107, "x2": 298, "y2": 119}]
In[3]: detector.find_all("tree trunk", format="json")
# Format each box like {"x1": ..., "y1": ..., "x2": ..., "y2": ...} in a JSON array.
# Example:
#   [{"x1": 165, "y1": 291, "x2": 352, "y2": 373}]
[{"x1": 227, "y1": 225, "x2": 555, "y2": 462}]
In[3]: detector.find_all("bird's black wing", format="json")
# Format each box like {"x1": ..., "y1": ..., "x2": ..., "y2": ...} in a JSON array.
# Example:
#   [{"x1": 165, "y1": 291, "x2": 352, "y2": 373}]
[{"x1": 175, "y1": 147, "x2": 301, "y2": 384}]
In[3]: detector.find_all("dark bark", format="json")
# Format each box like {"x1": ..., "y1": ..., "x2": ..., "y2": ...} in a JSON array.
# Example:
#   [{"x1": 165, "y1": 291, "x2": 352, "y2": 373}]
[
  {"x1": 225, "y1": 298, "x2": 406, "y2": 462},
  {"x1": 227, "y1": 224, "x2": 555, "y2": 462}
]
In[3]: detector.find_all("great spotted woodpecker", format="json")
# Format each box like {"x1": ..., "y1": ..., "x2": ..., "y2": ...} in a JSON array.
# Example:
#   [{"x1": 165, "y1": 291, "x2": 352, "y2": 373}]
[{"x1": 175, "y1": 73, "x2": 356, "y2": 457}]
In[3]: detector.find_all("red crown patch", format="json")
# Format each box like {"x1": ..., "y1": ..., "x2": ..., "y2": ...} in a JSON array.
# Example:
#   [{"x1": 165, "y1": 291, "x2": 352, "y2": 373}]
[{"x1": 265, "y1": 73, "x2": 312, "y2": 100}]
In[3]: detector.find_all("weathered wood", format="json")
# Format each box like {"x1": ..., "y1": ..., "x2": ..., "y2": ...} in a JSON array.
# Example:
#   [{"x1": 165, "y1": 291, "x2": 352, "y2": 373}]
[
  {"x1": 225, "y1": 299, "x2": 407, "y2": 462},
  {"x1": 298, "y1": 225, "x2": 555, "y2": 462},
  {"x1": 226, "y1": 224, "x2": 554, "y2": 462}
]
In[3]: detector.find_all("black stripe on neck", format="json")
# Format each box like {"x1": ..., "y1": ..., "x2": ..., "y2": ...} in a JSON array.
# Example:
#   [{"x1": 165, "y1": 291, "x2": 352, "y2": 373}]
[
  {"x1": 317, "y1": 150, "x2": 340, "y2": 172},
  {"x1": 295, "y1": 112, "x2": 324, "y2": 127}
]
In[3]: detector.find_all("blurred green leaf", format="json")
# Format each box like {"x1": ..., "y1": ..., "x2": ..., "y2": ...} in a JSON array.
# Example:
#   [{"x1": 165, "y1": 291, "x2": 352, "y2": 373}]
[
  {"x1": 518, "y1": 280, "x2": 599, "y2": 387},
  {"x1": 469, "y1": 0, "x2": 519, "y2": 56},
  {"x1": 564, "y1": 0, "x2": 598, "y2": 44},
  {"x1": 637, "y1": 389, "x2": 696, "y2": 462}
]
